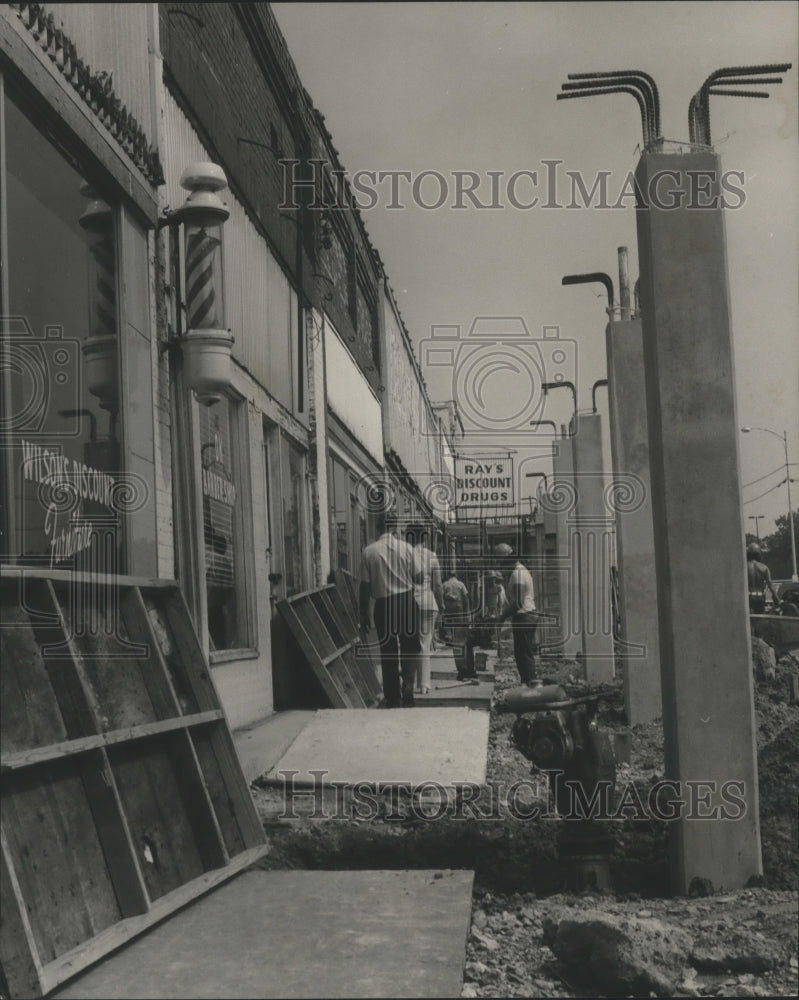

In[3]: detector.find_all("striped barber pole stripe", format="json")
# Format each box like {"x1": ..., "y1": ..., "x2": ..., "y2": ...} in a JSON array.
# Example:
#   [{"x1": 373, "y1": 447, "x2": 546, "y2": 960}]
[
  {"x1": 186, "y1": 228, "x2": 221, "y2": 329},
  {"x1": 91, "y1": 235, "x2": 117, "y2": 337}
]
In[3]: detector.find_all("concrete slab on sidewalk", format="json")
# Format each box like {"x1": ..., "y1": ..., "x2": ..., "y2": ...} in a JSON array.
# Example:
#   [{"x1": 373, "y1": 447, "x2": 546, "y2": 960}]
[
  {"x1": 266, "y1": 707, "x2": 489, "y2": 787},
  {"x1": 430, "y1": 667, "x2": 494, "y2": 681},
  {"x1": 53, "y1": 868, "x2": 474, "y2": 999},
  {"x1": 416, "y1": 680, "x2": 495, "y2": 709},
  {"x1": 233, "y1": 710, "x2": 315, "y2": 784}
]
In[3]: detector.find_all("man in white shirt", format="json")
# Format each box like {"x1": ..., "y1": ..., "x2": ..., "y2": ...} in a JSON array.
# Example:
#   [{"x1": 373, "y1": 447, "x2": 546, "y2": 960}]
[
  {"x1": 359, "y1": 512, "x2": 422, "y2": 707},
  {"x1": 494, "y1": 542, "x2": 539, "y2": 685}
]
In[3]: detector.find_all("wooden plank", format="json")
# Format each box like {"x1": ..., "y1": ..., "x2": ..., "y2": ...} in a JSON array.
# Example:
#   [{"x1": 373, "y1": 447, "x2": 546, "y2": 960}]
[
  {"x1": 38, "y1": 845, "x2": 271, "y2": 997},
  {"x1": 324, "y1": 653, "x2": 368, "y2": 709},
  {"x1": 0, "y1": 591, "x2": 69, "y2": 754},
  {"x1": 190, "y1": 730, "x2": 246, "y2": 857},
  {"x1": 107, "y1": 736, "x2": 206, "y2": 902},
  {"x1": 341, "y1": 648, "x2": 379, "y2": 708},
  {"x1": 1, "y1": 711, "x2": 225, "y2": 772},
  {"x1": 344, "y1": 644, "x2": 379, "y2": 707},
  {"x1": 119, "y1": 587, "x2": 184, "y2": 719},
  {"x1": 327, "y1": 579, "x2": 382, "y2": 690},
  {"x1": 79, "y1": 751, "x2": 150, "y2": 920},
  {"x1": 329, "y1": 575, "x2": 359, "y2": 632},
  {"x1": 292, "y1": 599, "x2": 338, "y2": 659},
  {"x1": 2, "y1": 759, "x2": 123, "y2": 964},
  {"x1": 326, "y1": 586, "x2": 383, "y2": 700},
  {"x1": 320, "y1": 638, "x2": 359, "y2": 667},
  {"x1": 192, "y1": 725, "x2": 265, "y2": 851},
  {"x1": 138, "y1": 592, "x2": 200, "y2": 715},
  {"x1": 313, "y1": 589, "x2": 345, "y2": 646},
  {"x1": 171, "y1": 730, "x2": 229, "y2": 872},
  {"x1": 148, "y1": 588, "x2": 218, "y2": 713},
  {"x1": 48, "y1": 580, "x2": 158, "y2": 732},
  {"x1": 294, "y1": 598, "x2": 367, "y2": 708},
  {"x1": 0, "y1": 827, "x2": 45, "y2": 1000},
  {"x1": 277, "y1": 600, "x2": 349, "y2": 708},
  {"x1": 317, "y1": 590, "x2": 379, "y2": 704},
  {"x1": 0, "y1": 567, "x2": 173, "y2": 589},
  {"x1": 331, "y1": 568, "x2": 360, "y2": 624}
]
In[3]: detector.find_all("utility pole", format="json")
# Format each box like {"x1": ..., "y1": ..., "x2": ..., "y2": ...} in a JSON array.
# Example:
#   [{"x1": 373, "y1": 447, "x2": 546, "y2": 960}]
[{"x1": 742, "y1": 426, "x2": 798, "y2": 581}]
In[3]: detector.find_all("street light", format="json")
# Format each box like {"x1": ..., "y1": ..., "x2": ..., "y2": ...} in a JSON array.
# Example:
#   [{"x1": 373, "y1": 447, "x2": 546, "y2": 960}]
[
  {"x1": 748, "y1": 514, "x2": 764, "y2": 542},
  {"x1": 741, "y1": 426, "x2": 798, "y2": 581}
]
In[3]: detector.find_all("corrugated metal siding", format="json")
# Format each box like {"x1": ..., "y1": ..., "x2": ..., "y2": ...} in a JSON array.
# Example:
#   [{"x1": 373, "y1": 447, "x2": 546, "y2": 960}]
[
  {"x1": 46, "y1": 3, "x2": 154, "y2": 140},
  {"x1": 162, "y1": 87, "x2": 210, "y2": 209},
  {"x1": 162, "y1": 90, "x2": 296, "y2": 408},
  {"x1": 383, "y1": 291, "x2": 441, "y2": 481}
]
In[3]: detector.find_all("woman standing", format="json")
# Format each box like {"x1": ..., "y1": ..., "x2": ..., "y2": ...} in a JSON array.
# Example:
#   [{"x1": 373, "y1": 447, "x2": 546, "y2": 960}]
[{"x1": 406, "y1": 522, "x2": 443, "y2": 694}]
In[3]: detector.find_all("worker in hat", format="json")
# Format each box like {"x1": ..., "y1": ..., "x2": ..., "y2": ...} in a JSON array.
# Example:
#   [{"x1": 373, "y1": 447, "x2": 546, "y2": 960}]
[
  {"x1": 493, "y1": 542, "x2": 539, "y2": 685},
  {"x1": 746, "y1": 541, "x2": 779, "y2": 613}
]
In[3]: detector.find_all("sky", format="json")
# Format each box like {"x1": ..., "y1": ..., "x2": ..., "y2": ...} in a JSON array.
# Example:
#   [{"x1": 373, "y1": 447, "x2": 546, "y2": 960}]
[{"x1": 272, "y1": 1, "x2": 798, "y2": 536}]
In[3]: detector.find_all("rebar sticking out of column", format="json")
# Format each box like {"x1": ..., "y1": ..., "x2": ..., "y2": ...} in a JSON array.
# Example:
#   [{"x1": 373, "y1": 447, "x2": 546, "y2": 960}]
[
  {"x1": 562, "y1": 70, "x2": 661, "y2": 147},
  {"x1": 562, "y1": 273, "x2": 615, "y2": 318},
  {"x1": 688, "y1": 63, "x2": 791, "y2": 145}
]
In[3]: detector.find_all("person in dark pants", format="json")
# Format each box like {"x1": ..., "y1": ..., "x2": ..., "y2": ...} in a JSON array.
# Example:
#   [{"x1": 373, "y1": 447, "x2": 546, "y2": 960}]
[
  {"x1": 746, "y1": 542, "x2": 780, "y2": 613},
  {"x1": 494, "y1": 542, "x2": 539, "y2": 685},
  {"x1": 359, "y1": 512, "x2": 422, "y2": 707}
]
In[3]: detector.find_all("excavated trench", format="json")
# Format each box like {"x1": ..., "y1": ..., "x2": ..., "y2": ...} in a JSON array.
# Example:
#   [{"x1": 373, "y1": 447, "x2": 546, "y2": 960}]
[{"x1": 252, "y1": 658, "x2": 797, "y2": 900}]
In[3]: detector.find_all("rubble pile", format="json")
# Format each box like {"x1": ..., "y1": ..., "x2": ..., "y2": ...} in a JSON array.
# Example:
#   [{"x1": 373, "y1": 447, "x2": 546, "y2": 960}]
[{"x1": 462, "y1": 886, "x2": 798, "y2": 998}]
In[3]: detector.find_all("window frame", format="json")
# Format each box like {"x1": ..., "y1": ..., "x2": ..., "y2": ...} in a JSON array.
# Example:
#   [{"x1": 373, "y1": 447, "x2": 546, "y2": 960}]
[
  {"x1": 197, "y1": 390, "x2": 256, "y2": 662},
  {"x1": 265, "y1": 420, "x2": 311, "y2": 600},
  {"x1": 0, "y1": 73, "x2": 158, "y2": 576}
]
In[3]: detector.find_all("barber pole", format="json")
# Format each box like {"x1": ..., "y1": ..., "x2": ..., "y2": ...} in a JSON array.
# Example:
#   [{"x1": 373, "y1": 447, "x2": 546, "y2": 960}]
[{"x1": 80, "y1": 184, "x2": 119, "y2": 413}]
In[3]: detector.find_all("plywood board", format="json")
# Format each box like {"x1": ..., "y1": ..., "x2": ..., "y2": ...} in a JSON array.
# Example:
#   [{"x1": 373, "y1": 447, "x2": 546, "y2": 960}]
[
  {"x1": 52, "y1": 869, "x2": 474, "y2": 999},
  {"x1": 267, "y1": 707, "x2": 490, "y2": 787}
]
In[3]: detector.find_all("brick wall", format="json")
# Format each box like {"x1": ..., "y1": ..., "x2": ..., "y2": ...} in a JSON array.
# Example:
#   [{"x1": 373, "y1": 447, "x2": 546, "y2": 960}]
[{"x1": 159, "y1": 2, "x2": 381, "y2": 391}]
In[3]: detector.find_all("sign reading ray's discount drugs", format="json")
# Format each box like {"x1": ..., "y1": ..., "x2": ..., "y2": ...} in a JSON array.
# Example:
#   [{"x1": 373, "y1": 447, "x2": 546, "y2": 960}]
[{"x1": 455, "y1": 456, "x2": 514, "y2": 510}]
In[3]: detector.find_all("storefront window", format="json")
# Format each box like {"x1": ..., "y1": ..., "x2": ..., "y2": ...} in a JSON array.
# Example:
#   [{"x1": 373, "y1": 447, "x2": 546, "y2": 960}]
[
  {"x1": 1, "y1": 92, "x2": 124, "y2": 571},
  {"x1": 199, "y1": 397, "x2": 247, "y2": 650},
  {"x1": 329, "y1": 456, "x2": 350, "y2": 572}
]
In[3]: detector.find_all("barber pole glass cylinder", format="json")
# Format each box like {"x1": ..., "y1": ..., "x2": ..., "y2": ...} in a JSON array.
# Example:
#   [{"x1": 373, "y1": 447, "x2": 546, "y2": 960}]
[
  {"x1": 177, "y1": 163, "x2": 234, "y2": 406},
  {"x1": 79, "y1": 183, "x2": 119, "y2": 413}
]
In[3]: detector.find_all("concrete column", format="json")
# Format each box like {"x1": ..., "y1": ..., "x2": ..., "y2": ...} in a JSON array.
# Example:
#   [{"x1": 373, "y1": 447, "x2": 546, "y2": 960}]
[
  {"x1": 635, "y1": 151, "x2": 760, "y2": 892},
  {"x1": 606, "y1": 318, "x2": 661, "y2": 723},
  {"x1": 543, "y1": 433, "x2": 582, "y2": 658},
  {"x1": 571, "y1": 412, "x2": 615, "y2": 683}
]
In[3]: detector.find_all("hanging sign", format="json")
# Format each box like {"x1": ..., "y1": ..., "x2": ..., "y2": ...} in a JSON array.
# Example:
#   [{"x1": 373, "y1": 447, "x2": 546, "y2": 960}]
[{"x1": 455, "y1": 456, "x2": 515, "y2": 509}]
